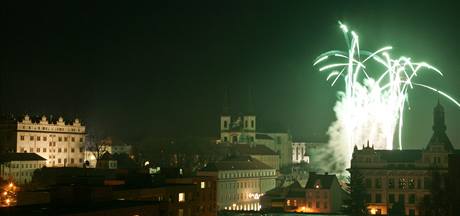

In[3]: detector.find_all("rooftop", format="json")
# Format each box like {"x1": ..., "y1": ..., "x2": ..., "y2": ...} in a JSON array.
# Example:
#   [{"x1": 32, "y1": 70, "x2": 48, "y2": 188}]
[
  {"x1": 305, "y1": 172, "x2": 338, "y2": 189},
  {"x1": 201, "y1": 156, "x2": 274, "y2": 171},
  {"x1": 231, "y1": 144, "x2": 278, "y2": 156},
  {"x1": 0, "y1": 153, "x2": 46, "y2": 162}
]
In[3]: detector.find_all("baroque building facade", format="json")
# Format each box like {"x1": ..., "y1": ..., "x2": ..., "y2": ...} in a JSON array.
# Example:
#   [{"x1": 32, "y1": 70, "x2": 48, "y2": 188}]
[
  {"x1": 198, "y1": 156, "x2": 277, "y2": 211},
  {"x1": 351, "y1": 102, "x2": 459, "y2": 216},
  {"x1": 0, "y1": 115, "x2": 86, "y2": 167}
]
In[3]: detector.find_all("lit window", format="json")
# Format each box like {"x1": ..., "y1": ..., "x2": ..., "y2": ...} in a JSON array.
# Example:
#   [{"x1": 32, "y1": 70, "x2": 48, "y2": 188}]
[
  {"x1": 201, "y1": 181, "x2": 205, "y2": 189},
  {"x1": 178, "y1": 193, "x2": 185, "y2": 202}
]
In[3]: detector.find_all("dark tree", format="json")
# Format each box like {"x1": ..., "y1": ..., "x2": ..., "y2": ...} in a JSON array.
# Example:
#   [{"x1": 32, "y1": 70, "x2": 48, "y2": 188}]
[
  {"x1": 342, "y1": 169, "x2": 369, "y2": 216},
  {"x1": 419, "y1": 171, "x2": 449, "y2": 216}
]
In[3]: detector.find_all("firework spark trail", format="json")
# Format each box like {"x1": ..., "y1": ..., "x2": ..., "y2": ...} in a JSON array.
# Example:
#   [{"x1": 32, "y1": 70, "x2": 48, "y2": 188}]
[{"x1": 312, "y1": 21, "x2": 460, "y2": 173}]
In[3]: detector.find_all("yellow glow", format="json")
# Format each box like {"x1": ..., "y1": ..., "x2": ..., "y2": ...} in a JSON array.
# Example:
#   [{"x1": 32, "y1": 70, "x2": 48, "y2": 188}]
[
  {"x1": 3, "y1": 191, "x2": 7, "y2": 196},
  {"x1": 178, "y1": 192, "x2": 185, "y2": 202},
  {"x1": 370, "y1": 208, "x2": 377, "y2": 215},
  {"x1": 9, "y1": 183, "x2": 13, "y2": 188}
]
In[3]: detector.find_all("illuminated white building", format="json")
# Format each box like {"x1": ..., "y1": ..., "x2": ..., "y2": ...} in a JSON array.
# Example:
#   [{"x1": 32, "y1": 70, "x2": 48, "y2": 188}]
[
  {"x1": 198, "y1": 156, "x2": 277, "y2": 211},
  {"x1": 0, "y1": 153, "x2": 46, "y2": 185},
  {"x1": 0, "y1": 115, "x2": 86, "y2": 167},
  {"x1": 292, "y1": 142, "x2": 309, "y2": 164}
]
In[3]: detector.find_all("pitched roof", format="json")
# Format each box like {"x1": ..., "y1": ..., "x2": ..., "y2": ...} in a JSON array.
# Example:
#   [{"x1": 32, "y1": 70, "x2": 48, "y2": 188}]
[
  {"x1": 232, "y1": 144, "x2": 277, "y2": 156},
  {"x1": 201, "y1": 156, "x2": 274, "y2": 171},
  {"x1": 0, "y1": 153, "x2": 46, "y2": 162},
  {"x1": 263, "y1": 181, "x2": 304, "y2": 199},
  {"x1": 305, "y1": 173, "x2": 338, "y2": 189}
]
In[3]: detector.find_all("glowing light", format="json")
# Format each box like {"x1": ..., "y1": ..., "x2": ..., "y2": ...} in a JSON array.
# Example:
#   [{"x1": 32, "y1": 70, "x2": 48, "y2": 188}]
[
  {"x1": 313, "y1": 21, "x2": 460, "y2": 173},
  {"x1": 248, "y1": 193, "x2": 264, "y2": 200}
]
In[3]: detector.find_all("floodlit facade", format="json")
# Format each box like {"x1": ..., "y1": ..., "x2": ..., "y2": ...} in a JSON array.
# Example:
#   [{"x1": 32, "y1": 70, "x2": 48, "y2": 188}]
[
  {"x1": 198, "y1": 156, "x2": 277, "y2": 211},
  {"x1": 0, "y1": 115, "x2": 86, "y2": 167},
  {"x1": 292, "y1": 142, "x2": 309, "y2": 164},
  {"x1": 0, "y1": 153, "x2": 46, "y2": 185}
]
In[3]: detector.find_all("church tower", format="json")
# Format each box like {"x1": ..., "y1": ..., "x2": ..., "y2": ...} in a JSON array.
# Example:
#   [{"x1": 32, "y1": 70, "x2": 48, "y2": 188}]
[
  {"x1": 220, "y1": 89, "x2": 231, "y2": 143},
  {"x1": 243, "y1": 88, "x2": 256, "y2": 143},
  {"x1": 426, "y1": 100, "x2": 454, "y2": 152}
]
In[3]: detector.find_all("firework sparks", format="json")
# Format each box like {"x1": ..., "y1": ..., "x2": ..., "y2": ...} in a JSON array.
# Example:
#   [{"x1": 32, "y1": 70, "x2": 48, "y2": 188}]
[{"x1": 313, "y1": 21, "x2": 460, "y2": 173}]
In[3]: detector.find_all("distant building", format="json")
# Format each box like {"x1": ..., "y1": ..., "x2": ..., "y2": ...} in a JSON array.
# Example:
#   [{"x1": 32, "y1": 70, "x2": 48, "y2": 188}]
[
  {"x1": 304, "y1": 172, "x2": 346, "y2": 214},
  {"x1": 0, "y1": 153, "x2": 46, "y2": 185},
  {"x1": 165, "y1": 176, "x2": 217, "y2": 216},
  {"x1": 260, "y1": 181, "x2": 306, "y2": 212},
  {"x1": 100, "y1": 137, "x2": 133, "y2": 156},
  {"x1": 218, "y1": 112, "x2": 292, "y2": 169},
  {"x1": 351, "y1": 102, "x2": 460, "y2": 216},
  {"x1": 292, "y1": 142, "x2": 309, "y2": 164},
  {"x1": 0, "y1": 115, "x2": 86, "y2": 167},
  {"x1": 96, "y1": 152, "x2": 117, "y2": 169},
  {"x1": 112, "y1": 176, "x2": 217, "y2": 216},
  {"x1": 197, "y1": 156, "x2": 277, "y2": 211}
]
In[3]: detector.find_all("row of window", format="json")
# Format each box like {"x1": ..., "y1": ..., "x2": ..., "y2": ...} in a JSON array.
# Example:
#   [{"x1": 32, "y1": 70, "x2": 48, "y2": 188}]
[
  {"x1": 220, "y1": 170, "x2": 275, "y2": 179},
  {"x1": 367, "y1": 193, "x2": 417, "y2": 204},
  {"x1": 5, "y1": 163, "x2": 43, "y2": 169},
  {"x1": 286, "y1": 199, "x2": 305, "y2": 206},
  {"x1": 21, "y1": 125, "x2": 82, "y2": 132},
  {"x1": 222, "y1": 181, "x2": 258, "y2": 190},
  {"x1": 51, "y1": 158, "x2": 83, "y2": 164},
  {"x1": 221, "y1": 192, "x2": 257, "y2": 201},
  {"x1": 20, "y1": 135, "x2": 84, "y2": 142},
  {"x1": 306, "y1": 191, "x2": 328, "y2": 199},
  {"x1": 307, "y1": 200, "x2": 328, "y2": 209},
  {"x1": 365, "y1": 177, "x2": 431, "y2": 189},
  {"x1": 222, "y1": 120, "x2": 255, "y2": 129},
  {"x1": 21, "y1": 147, "x2": 84, "y2": 154}
]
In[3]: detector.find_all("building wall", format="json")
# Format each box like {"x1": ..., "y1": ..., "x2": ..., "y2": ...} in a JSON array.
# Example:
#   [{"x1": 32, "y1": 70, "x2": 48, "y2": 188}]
[
  {"x1": 15, "y1": 115, "x2": 86, "y2": 167},
  {"x1": 206, "y1": 169, "x2": 276, "y2": 211},
  {"x1": 0, "y1": 160, "x2": 46, "y2": 185},
  {"x1": 263, "y1": 133, "x2": 292, "y2": 169}
]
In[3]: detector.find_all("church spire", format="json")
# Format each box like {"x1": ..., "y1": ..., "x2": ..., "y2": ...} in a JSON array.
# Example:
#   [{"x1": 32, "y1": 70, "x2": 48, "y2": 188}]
[
  {"x1": 222, "y1": 88, "x2": 230, "y2": 116},
  {"x1": 427, "y1": 99, "x2": 454, "y2": 151},
  {"x1": 432, "y1": 99, "x2": 446, "y2": 134},
  {"x1": 246, "y1": 87, "x2": 255, "y2": 115}
]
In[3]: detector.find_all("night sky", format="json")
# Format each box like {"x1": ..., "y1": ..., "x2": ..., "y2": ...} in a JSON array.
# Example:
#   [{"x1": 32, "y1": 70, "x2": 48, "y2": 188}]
[{"x1": 3, "y1": 1, "x2": 460, "y2": 149}]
